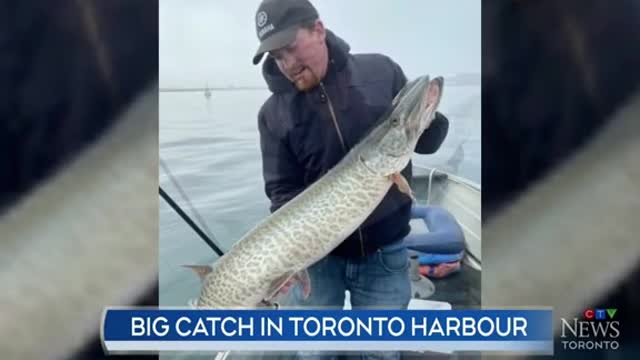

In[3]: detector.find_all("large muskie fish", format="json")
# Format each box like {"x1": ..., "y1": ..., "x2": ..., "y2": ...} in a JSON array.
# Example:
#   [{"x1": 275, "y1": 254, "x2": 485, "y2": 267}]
[{"x1": 187, "y1": 75, "x2": 444, "y2": 308}]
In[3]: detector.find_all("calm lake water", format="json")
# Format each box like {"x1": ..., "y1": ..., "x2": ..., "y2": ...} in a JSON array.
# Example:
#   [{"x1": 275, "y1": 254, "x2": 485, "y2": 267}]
[{"x1": 158, "y1": 85, "x2": 480, "y2": 359}]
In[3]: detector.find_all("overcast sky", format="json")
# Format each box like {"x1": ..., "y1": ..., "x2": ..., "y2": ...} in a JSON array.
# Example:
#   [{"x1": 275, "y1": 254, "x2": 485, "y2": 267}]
[{"x1": 159, "y1": 0, "x2": 481, "y2": 88}]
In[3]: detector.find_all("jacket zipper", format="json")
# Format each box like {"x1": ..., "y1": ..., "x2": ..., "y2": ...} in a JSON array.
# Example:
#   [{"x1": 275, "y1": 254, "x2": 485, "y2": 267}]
[{"x1": 319, "y1": 81, "x2": 366, "y2": 257}]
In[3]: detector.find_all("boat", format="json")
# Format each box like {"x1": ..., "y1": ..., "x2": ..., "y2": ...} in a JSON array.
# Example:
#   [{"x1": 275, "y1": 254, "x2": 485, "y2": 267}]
[{"x1": 412, "y1": 164, "x2": 481, "y2": 274}]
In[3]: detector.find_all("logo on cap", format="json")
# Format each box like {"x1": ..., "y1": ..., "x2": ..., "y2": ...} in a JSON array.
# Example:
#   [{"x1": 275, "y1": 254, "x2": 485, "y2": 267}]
[{"x1": 256, "y1": 11, "x2": 268, "y2": 27}]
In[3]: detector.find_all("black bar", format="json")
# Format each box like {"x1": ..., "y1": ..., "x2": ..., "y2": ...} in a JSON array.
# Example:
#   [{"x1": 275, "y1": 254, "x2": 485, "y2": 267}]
[{"x1": 159, "y1": 186, "x2": 224, "y2": 257}]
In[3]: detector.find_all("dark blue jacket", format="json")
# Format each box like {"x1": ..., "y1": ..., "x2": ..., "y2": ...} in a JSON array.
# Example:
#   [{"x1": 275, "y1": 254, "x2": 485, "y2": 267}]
[{"x1": 257, "y1": 30, "x2": 449, "y2": 257}]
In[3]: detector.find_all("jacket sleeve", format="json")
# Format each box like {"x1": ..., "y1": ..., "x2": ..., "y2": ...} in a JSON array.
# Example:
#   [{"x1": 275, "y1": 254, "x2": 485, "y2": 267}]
[
  {"x1": 415, "y1": 111, "x2": 449, "y2": 154},
  {"x1": 258, "y1": 106, "x2": 305, "y2": 213},
  {"x1": 389, "y1": 57, "x2": 408, "y2": 98}
]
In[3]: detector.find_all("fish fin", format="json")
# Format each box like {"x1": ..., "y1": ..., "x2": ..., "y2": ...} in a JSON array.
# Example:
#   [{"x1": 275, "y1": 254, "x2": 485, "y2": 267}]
[
  {"x1": 264, "y1": 269, "x2": 312, "y2": 302},
  {"x1": 265, "y1": 271, "x2": 297, "y2": 301},
  {"x1": 391, "y1": 173, "x2": 415, "y2": 201},
  {"x1": 294, "y1": 269, "x2": 311, "y2": 299},
  {"x1": 182, "y1": 265, "x2": 212, "y2": 281},
  {"x1": 259, "y1": 299, "x2": 280, "y2": 310}
]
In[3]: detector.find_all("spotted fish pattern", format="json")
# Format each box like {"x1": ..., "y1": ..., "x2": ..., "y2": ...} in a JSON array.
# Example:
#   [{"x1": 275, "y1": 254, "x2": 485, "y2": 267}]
[
  {"x1": 191, "y1": 75, "x2": 444, "y2": 309},
  {"x1": 197, "y1": 156, "x2": 392, "y2": 308}
]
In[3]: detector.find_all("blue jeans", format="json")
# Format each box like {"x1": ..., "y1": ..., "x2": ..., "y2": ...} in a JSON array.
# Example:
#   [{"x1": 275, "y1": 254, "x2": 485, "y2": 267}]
[{"x1": 281, "y1": 244, "x2": 412, "y2": 360}]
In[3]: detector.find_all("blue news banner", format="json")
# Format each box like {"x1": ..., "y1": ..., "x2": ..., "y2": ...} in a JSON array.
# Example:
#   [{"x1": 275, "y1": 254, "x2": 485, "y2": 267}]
[{"x1": 101, "y1": 309, "x2": 553, "y2": 354}]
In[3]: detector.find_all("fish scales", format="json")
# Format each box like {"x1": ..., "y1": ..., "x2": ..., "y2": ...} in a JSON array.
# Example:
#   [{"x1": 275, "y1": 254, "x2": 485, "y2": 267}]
[
  {"x1": 191, "y1": 75, "x2": 443, "y2": 309},
  {"x1": 198, "y1": 156, "x2": 391, "y2": 308}
]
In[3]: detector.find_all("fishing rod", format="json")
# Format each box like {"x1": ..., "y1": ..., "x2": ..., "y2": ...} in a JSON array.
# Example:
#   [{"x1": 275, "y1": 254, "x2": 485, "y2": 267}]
[
  {"x1": 159, "y1": 187, "x2": 224, "y2": 257},
  {"x1": 159, "y1": 158, "x2": 225, "y2": 257}
]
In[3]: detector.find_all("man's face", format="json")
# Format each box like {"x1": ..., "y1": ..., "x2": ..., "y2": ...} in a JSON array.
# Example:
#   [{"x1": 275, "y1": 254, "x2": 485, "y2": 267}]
[{"x1": 269, "y1": 21, "x2": 328, "y2": 91}]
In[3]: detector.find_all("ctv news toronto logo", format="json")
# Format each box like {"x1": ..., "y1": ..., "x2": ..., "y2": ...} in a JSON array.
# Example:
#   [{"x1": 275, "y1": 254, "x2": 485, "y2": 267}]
[{"x1": 560, "y1": 308, "x2": 620, "y2": 351}]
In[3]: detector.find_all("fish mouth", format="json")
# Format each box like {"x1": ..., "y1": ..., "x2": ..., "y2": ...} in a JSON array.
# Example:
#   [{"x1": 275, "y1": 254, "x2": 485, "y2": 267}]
[{"x1": 404, "y1": 76, "x2": 443, "y2": 134}]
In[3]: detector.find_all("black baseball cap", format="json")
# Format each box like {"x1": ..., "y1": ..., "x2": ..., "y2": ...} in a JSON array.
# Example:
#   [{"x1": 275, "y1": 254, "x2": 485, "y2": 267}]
[{"x1": 252, "y1": 0, "x2": 319, "y2": 65}]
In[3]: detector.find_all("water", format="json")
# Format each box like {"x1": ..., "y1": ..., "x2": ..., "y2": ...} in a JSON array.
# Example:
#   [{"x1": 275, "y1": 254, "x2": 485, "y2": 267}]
[{"x1": 158, "y1": 85, "x2": 480, "y2": 359}]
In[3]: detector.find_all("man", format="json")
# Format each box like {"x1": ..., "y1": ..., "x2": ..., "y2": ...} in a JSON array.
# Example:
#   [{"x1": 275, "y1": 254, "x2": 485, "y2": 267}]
[{"x1": 253, "y1": 0, "x2": 448, "y2": 357}]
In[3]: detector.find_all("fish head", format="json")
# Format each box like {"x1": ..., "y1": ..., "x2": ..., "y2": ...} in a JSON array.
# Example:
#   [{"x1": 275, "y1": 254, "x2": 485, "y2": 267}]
[{"x1": 359, "y1": 75, "x2": 444, "y2": 176}]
